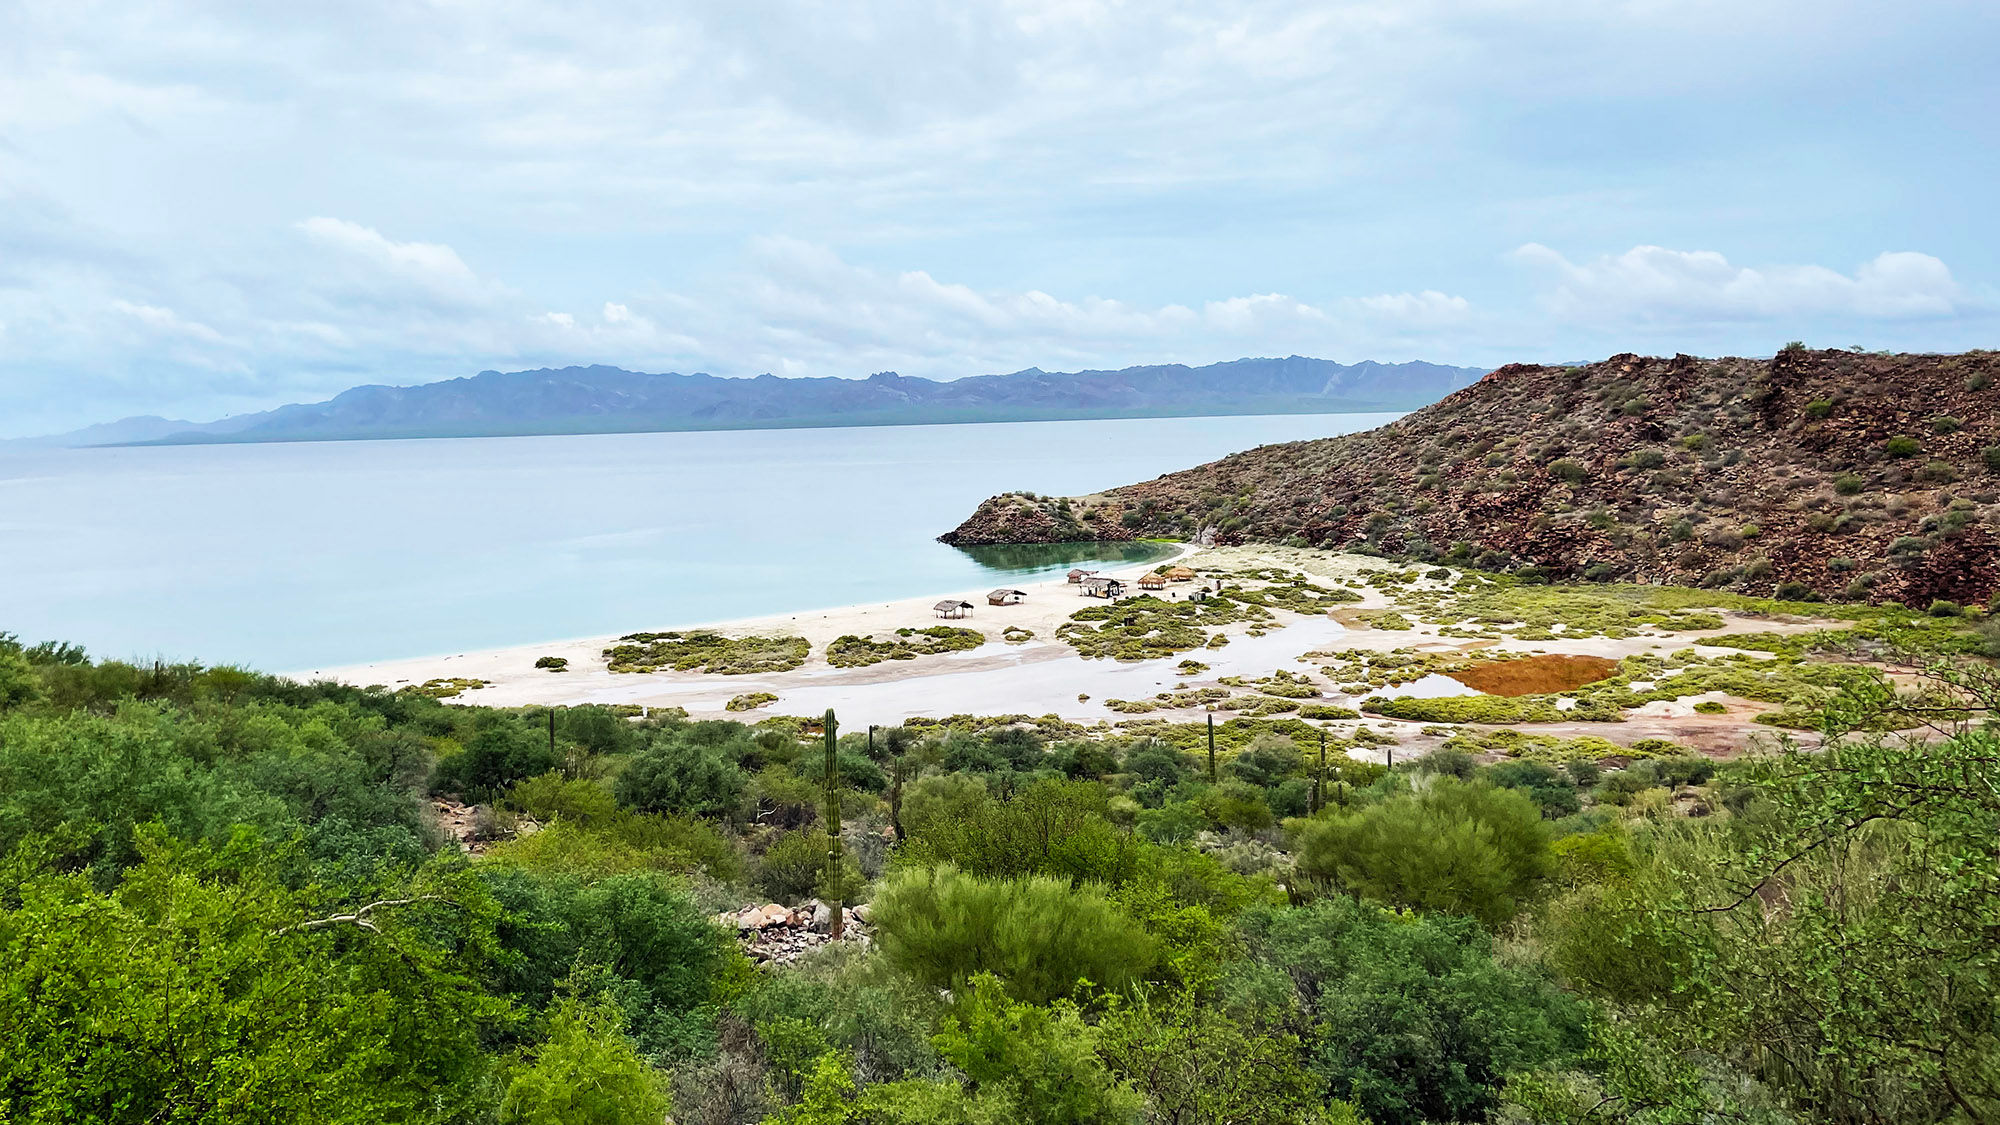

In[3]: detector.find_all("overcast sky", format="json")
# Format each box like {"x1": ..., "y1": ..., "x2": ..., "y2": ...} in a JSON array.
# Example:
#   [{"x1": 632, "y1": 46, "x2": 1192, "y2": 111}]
[{"x1": 2, "y1": 1, "x2": 1995, "y2": 436}]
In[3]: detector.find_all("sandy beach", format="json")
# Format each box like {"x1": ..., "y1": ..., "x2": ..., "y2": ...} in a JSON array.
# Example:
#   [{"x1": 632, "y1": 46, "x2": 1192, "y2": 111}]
[{"x1": 304, "y1": 545, "x2": 1833, "y2": 758}]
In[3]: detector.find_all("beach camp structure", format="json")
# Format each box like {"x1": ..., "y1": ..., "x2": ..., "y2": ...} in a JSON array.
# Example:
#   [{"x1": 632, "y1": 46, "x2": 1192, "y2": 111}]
[
  {"x1": 933, "y1": 599, "x2": 975, "y2": 619},
  {"x1": 1138, "y1": 572, "x2": 1168, "y2": 590},
  {"x1": 987, "y1": 588, "x2": 1028, "y2": 606},
  {"x1": 1067, "y1": 569, "x2": 1099, "y2": 584},
  {"x1": 1166, "y1": 566, "x2": 1197, "y2": 582},
  {"x1": 1077, "y1": 576, "x2": 1125, "y2": 598}
]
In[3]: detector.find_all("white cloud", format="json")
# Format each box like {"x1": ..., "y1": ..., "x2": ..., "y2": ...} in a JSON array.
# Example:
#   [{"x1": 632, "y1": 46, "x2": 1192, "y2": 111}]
[
  {"x1": 110, "y1": 300, "x2": 230, "y2": 346},
  {"x1": 1515, "y1": 243, "x2": 1964, "y2": 322}
]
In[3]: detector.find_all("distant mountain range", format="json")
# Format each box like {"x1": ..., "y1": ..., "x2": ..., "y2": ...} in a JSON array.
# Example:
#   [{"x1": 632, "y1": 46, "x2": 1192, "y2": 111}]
[{"x1": 11, "y1": 357, "x2": 1488, "y2": 448}]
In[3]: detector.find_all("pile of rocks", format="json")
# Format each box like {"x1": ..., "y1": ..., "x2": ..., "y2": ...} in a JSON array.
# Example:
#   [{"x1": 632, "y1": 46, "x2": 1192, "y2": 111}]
[{"x1": 716, "y1": 900, "x2": 873, "y2": 964}]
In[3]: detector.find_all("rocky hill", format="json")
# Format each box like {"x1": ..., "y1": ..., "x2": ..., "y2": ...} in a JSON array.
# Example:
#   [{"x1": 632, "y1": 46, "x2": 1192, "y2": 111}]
[{"x1": 941, "y1": 348, "x2": 2000, "y2": 607}]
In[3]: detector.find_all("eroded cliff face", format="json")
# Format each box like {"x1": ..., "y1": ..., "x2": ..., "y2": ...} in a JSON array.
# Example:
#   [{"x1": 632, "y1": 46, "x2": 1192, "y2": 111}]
[{"x1": 941, "y1": 348, "x2": 2000, "y2": 608}]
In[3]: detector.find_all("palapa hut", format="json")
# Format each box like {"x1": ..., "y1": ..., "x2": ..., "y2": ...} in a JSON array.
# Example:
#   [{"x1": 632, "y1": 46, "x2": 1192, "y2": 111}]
[
  {"x1": 1166, "y1": 565, "x2": 1197, "y2": 582},
  {"x1": 933, "y1": 599, "x2": 975, "y2": 619},
  {"x1": 1137, "y1": 572, "x2": 1168, "y2": 590},
  {"x1": 1077, "y1": 576, "x2": 1125, "y2": 598},
  {"x1": 1067, "y1": 568, "x2": 1098, "y2": 584},
  {"x1": 987, "y1": 588, "x2": 1028, "y2": 606}
]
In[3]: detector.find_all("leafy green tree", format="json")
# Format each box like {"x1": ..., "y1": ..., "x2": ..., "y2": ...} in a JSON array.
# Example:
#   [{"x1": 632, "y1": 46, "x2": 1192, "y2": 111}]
[
  {"x1": 1096, "y1": 988, "x2": 1341, "y2": 1125},
  {"x1": 437, "y1": 714, "x2": 560, "y2": 801},
  {"x1": 1230, "y1": 897, "x2": 1586, "y2": 1124},
  {"x1": 0, "y1": 829, "x2": 503, "y2": 1123},
  {"x1": 931, "y1": 975, "x2": 1144, "y2": 1125},
  {"x1": 1295, "y1": 776, "x2": 1550, "y2": 926},
  {"x1": 0, "y1": 648, "x2": 42, "y2": 710},
  {"x1": 613, "y1": 734, "x2": 746, "y2": 819},
  {"x1": 1521, "y1": 674, "x2": 2000, "y2": 1123},
  {"x1": 871, "y1": 865, "x2": 1156, "y2": 1003},
  {"x1": 500, "y1": 995, "x2": 670, "y2": 1124},
  {"x1": 898, "y1": 779, "x2": 1138, "y2": 887}
]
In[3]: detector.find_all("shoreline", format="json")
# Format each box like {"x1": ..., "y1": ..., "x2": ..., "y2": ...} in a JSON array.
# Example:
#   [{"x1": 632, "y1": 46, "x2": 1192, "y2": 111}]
[{"x1": 304, "y1": 544, "x2": 1829, "y2": 758}]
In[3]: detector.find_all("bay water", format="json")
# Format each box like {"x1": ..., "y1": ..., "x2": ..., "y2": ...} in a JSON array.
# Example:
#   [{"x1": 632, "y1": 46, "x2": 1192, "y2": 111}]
[{"x1": 0, "y1": 413, "x2": 1397, "y2": 670}]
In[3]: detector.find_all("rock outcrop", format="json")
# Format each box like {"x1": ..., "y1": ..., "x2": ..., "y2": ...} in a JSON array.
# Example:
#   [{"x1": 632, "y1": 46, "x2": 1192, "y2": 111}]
[{"x1": 941, "y1": 348, "x2": 2000, "y2": 607}]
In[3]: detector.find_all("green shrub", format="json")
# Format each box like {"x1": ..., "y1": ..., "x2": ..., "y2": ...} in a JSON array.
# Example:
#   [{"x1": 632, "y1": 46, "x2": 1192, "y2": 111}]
[
  {"x1": 1928, "y1": 599, "x2": 1962, "y2": 618},
  {"x1": 1933, "y1": 416, "x2": 1963, "y2": 434},
  {"x1": 1232, "y1": 897, "x2": 1587, "y2": 1124},
  {"x1": 1804, "y1": 398, "x2": 1833, "y2": 418},
  {"x1": 1833, "y1": 472, "x2": 1865, "y2": 495},
  {"x1": 1549, "y1": 459, "x2": 1588, "y2": 484},
  {"x1": 533, "y1": 655, "x2": 568, "y2": 672},
  {"x1": 871, "y1": 865, "x2": 1157, "y2": 1003},
  {"x1": 603, "y1": 631, "x2": 809, "y2": 675},
  {"x1": 726, "y1": 692, "x2": 777, "y2": 712},
  {"x1": 499, "y1": 996, "x2": 669, "y2": 1125},
  {"x1": 827, "y1": 627, "x2": 984, "y2": 668},
  {"x1": 1885, "y1": 435, "x2": 1921, "y2": 458},
  {"x1": 757, "y1": 829, "x2": 858, "y2": 904},
  {"x1": 1293, "y1": 777, "x2": 1551, "y2": 927},
  {"x1": 1694, "y1": 700, "x2": 1728, "y2": 715},
  {"x1": 613, "y1": 735, "x2": 747, "y2": 819}
]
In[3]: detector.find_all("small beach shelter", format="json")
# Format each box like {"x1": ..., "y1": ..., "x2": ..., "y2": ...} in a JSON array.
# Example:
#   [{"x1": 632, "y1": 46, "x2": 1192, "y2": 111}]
[
  {"x1": 1138, "y1": 572, "x2": 1168, "y2": 590},
  {"x1": 1079, "y1": 576, "x2": 1125, "y2": 598},
  {"x1": 987, "y1": 588, "x2": 1028, "y2": 606},
  {"x1": 1166, "y1": 566, "x2": 1197, "y2": 582},
  {"x1": 1067, "y1": 568, "x2": 1098, "y2": 584},
  {"x1": 934, "y1": 599, "x2": 975, "y2": 619}
]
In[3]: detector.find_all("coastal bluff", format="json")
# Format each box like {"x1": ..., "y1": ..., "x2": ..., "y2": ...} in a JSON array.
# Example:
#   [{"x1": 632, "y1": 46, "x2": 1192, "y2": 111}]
[{"x1": 940, "y1": 348, "x2": 2000, "y2": 608}]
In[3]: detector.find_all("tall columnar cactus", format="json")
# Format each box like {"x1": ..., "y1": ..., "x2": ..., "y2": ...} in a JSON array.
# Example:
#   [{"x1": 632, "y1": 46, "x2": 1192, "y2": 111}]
[
  {"x1": 823, "y1": 708, "x2": 845, "y2": 939},
  {"x1": 1315, "y1": 728, "x2": 1327, "y2": 814},
  {"x1": 1207, "y1": 713, "x2": 1217, "y2": 784}
]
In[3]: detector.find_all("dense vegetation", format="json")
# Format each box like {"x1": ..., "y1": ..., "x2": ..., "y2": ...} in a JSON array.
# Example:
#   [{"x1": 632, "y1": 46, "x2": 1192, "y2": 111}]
[
  {"x1": 1, "y1": 629, "x2": 1995, "y2": 1123},
  {"x1": 944, "y1": 349, "x2": 2000, "y2": 608}
]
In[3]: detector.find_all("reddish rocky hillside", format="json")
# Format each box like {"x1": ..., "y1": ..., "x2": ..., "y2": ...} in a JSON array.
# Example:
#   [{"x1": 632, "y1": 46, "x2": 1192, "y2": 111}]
[{"x1": 941, "y1": 348, "x2": 2000, "y2": 607}]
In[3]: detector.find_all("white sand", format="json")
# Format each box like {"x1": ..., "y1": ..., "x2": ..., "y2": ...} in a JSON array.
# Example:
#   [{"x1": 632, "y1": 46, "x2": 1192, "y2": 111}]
[{"x1": 302, "y1": 545, "x2": 1833, "y2": 732}]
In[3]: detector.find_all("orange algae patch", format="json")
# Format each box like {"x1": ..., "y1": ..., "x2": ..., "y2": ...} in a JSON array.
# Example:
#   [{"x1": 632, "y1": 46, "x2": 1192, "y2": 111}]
[{"x1": 1444, "y1": 654, "x2": 1619, "y2": 697}]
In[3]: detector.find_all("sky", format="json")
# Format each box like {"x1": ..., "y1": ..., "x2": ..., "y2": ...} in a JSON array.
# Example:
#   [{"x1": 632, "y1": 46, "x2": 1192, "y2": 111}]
[{"x1": 1, "y1": 0, "x2": 1995, "y2": 437}]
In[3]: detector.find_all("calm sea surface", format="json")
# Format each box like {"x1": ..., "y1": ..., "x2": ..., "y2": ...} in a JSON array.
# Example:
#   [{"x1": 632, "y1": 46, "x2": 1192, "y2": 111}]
[{"x1": 0, "y1": 413, "x2": 1397, "y2": 670}]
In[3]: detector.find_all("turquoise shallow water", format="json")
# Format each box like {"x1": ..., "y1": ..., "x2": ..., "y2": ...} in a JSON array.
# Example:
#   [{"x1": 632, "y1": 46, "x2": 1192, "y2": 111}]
[{"x1": 0, "y1": 412, "x2": 1397, "y2": 670}]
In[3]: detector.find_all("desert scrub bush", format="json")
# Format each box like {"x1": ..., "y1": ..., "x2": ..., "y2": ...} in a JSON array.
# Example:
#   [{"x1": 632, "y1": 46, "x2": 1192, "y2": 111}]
[
  {"x1": 1916, "y1": 460, "x2": 1958, "y2": 484},
  {"x1": 826, "y1": 627, "x2": 985, "y2": 668},
  {"x1": 1293, "y1": 777, "x2": 1550, "y2": 927},
  {"x1": 1441, "y1": 728, "x2": 1633, "y2": 763},
  {"x1": 1217, "y1": 575, "x2": 1361, "y2": 613},
  {"x1": 1299, "y1": 704, "x2": 1361, "y2": 720},
  {"x1": 1884, "y1": 435, "x2": 1921, "y2": 458},
  {"x1": 1059, "y1": 594, "x2": 1266, "y2": 661},
  {"x1": 726, "y1": 692, "x2": 778, "y2": 712},
  {"x1": 1113, "y1": 715, "x2": 1326, "y2": 756},
  {"x1": 1549, "y1": 459, "x2": 1589, "y2": 484},
  {"x1": 1175, "y1": 659, "x2": 1209, "y2": 675},
  {"x1": 1804, "y1": 398, "x2": 1834, "y2": 418},
  {"x1": 1238, "y1": 669, "x2": 1320, "y2": 698},
  {"x1": 409, "y1": 677, "x2": 488, "y2": 698},
  {"x1": 1364, "y1": 694, "x2": 1577, "y2": 724},
  {"x1": 533, "y1": 655, "x2": 568, "y2": 671},
  {"x1": 871, "y1": 864, "x2": 1158, "y2": 1003},
  {"x1": 1359, "y1": 611, "x2": 1414, "y2": 631},
  {"x1": 1001, "y1": 625, "x2": 1034, "y2": 644},
  {"x1": 1400, "y1": 582, "x2": 1726, "y2": 640},
  {"x1": 1932, "y1": 415, "x2": 1963, "y2": 434},
  {"x1": 604, "y1": 631, "x2": 810, "y2": 675},
  {"x1": 1694, "y1": 700, "x2": 1729, "y2": 714}
]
